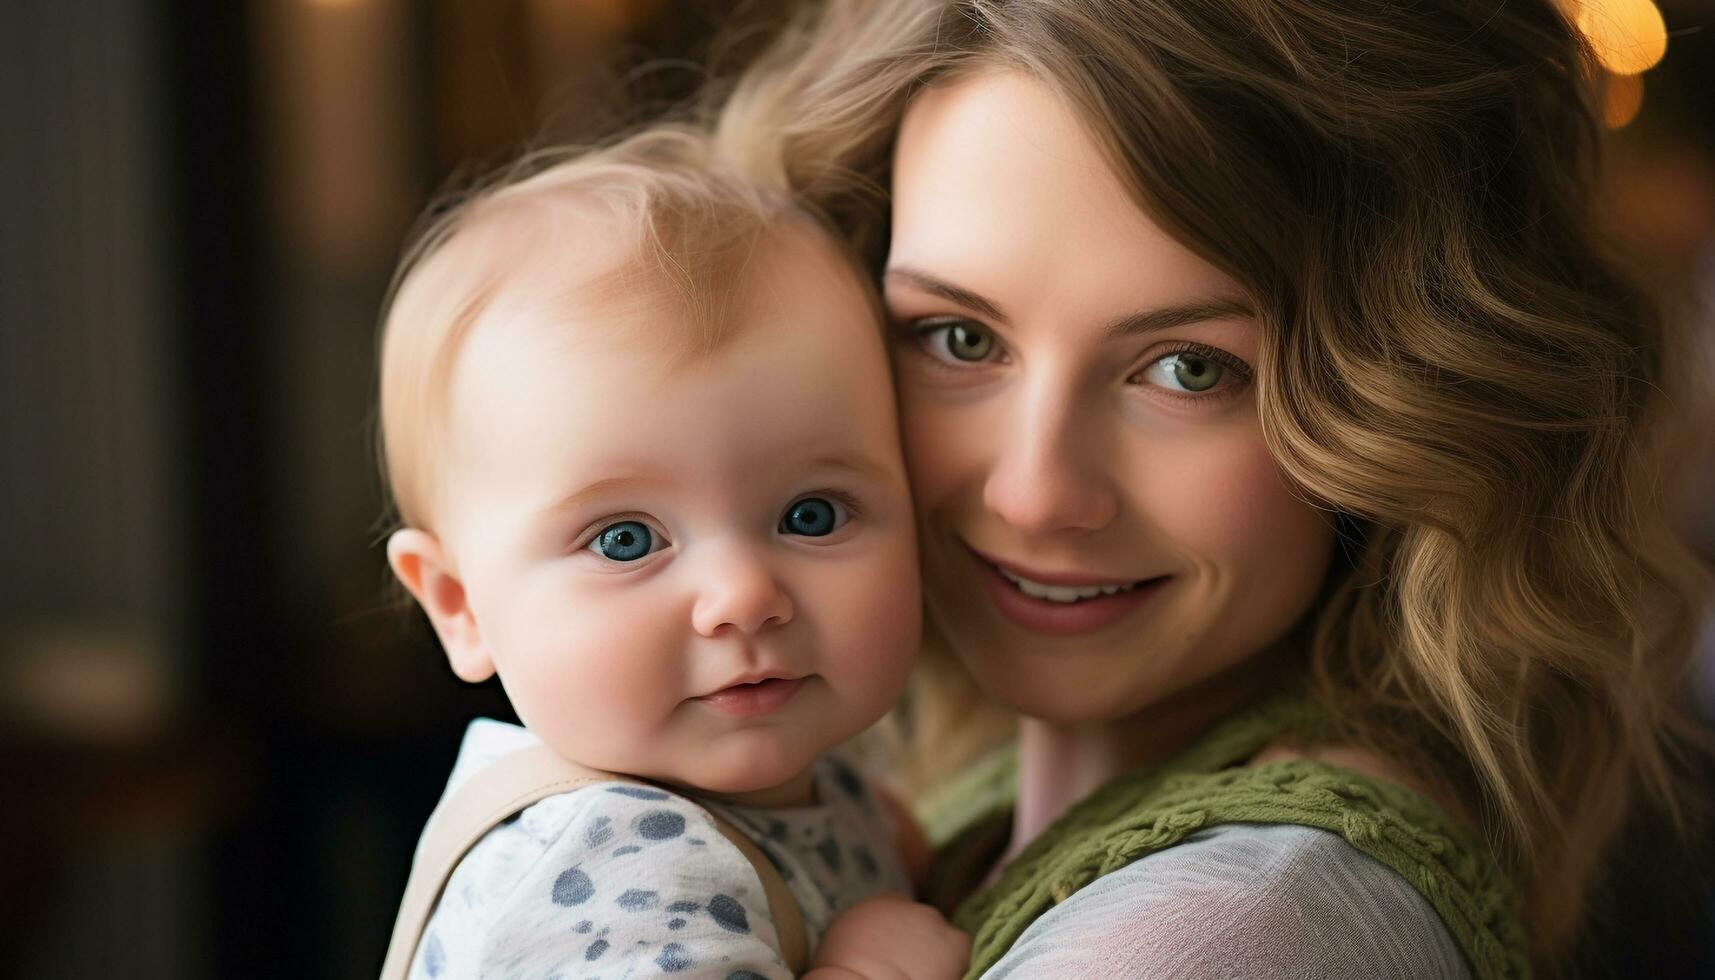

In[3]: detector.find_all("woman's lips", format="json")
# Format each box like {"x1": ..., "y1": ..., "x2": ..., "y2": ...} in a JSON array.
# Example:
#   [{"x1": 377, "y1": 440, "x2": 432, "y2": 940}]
[
  {"x1": 694, "y1": 676, "x2": 806, "y2": 717},
  {"x1": 969, "y1": 549, "x2": 1169, "y2": 635}
]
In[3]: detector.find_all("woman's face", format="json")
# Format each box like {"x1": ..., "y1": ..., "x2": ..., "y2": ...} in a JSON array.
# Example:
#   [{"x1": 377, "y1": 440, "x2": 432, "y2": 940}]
[{"x1": 885, "y1": 71, "x2": 1336, "y2": 726}]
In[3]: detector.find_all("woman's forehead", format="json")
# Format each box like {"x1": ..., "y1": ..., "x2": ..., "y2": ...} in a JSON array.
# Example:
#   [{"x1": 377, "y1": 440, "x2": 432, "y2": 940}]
[{"x1": 889, "y1": 71, "x2": 1244, "y2": 331}]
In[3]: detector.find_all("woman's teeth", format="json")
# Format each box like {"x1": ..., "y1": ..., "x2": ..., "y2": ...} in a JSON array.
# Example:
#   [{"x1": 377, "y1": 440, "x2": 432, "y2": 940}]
[{"x1": 996, "y1": 567, "x2": 1140, "y2": 603}]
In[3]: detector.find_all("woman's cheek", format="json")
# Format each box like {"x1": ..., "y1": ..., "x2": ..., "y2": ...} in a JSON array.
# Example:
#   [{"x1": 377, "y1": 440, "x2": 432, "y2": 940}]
[
  {"x1": 1137, "y1": 426, "x2": 1330, "y2": 570},
  {"x1": 1154, "y1": 435, "x2": 1336, "y2": 635},
  {"x1": 895, "y1": 383, "x2": 992, "y2": 510}
]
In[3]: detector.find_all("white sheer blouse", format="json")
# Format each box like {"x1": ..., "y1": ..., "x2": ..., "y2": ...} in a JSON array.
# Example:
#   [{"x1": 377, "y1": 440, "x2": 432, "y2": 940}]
[{"x1": 979, "y1": 823, "x2": 1471, "y2": 979}]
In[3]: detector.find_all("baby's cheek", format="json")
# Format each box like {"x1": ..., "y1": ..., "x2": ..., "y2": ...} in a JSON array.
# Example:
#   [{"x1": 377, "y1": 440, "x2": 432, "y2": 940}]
[{"x1": 510, "y1": 602, "x2": 686, "y2": 765}]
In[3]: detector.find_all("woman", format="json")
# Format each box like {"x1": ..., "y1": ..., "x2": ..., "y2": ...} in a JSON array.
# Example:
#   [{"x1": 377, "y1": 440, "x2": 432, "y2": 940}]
[{"x1": 706, "y1": 0, "x2": 1711, "y2": 975}]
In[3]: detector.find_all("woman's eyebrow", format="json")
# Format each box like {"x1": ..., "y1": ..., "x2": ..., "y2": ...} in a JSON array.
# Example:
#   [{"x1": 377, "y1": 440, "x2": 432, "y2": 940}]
[
  {"x1": 1104, "y1": 297, "x2": 1255, "y2": 338},
  {"x1": 885, "y1": 266, "x2": 1252, "y2": 337},
  {"x1": 884, "y1": 266, "x2": 1009, "y2": 323}
]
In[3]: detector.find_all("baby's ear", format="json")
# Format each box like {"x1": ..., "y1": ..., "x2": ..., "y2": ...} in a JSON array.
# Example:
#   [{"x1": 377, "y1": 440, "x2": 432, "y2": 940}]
[{"x1": 387, "y1": 529, "x2": 495, "y2": 683}]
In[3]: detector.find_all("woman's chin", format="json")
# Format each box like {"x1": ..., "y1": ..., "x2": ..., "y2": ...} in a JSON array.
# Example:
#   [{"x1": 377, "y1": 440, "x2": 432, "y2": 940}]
[
  {"x1": 998, "y1": 685, "x2": 1123, "y2": 727},
  {"x1": 955, "y1": 642, "x2": 1177, "y2": 727},
  {"x1": 959, "y1": 656, "x2": 1103, "y2": 724}
]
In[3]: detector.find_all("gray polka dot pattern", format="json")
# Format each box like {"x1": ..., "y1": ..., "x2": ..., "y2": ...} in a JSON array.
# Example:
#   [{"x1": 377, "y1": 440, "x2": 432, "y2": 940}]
[
  {"x1": 405, "y1": 719, "x2": 910, "y2": 980},
  {"x1": 816, "y1": 837, "x2": 843, "y2": 873},
  {"x1": 585, "y1": 815, "x2": 613, "y2": 848},
  {"x1": 708, "y1": 894, "x2": 749, "y2": 934},
  {"x1": 656, "y1": 942, "x2": 693, "y2": 971},
  {"x1": 853, "y1": 844, "x2": 879, "y2": 878},
  {"x1": 637, "y1": 810, "x2": 686, "y2": 840},
  {"x1": 552, "y1": 868, "x2": 593, "y2": 906},
  {"x1": 829, "y1": 759, "x2": 869, "y2": 804},
  {"x1": 422, "y1": 932, "x2": 444, "y2": 977}
]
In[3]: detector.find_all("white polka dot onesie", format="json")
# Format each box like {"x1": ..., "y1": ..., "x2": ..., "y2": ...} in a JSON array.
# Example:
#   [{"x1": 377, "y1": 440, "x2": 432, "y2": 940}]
[{"x1": 405, "y1": 719, "x2": 911, "y2": 979}]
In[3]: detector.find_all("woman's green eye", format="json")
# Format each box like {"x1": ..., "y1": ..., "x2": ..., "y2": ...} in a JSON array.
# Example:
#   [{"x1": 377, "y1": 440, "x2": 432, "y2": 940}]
[
  {"x1": 1143, "y1": 352, "x2": 1224, "y2": 393},
  {"x1": 946, "y1": 324, "x2": 994, "y2": 361},
  {"x1": 924, "y1": 321, "x2": 995, "y2": 363}
]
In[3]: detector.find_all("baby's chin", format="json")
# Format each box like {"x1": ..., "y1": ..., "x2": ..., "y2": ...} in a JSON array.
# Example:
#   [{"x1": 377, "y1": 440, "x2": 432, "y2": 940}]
[
  {"x1": 666, "y1": 734, "x2": 826, "y2": 806},
  {"x1": 540, "y1": 716, "x2": 856, "y2": 805},
  {"x1": 603, "y1": 729, "x2": 827, "y2": 808}
]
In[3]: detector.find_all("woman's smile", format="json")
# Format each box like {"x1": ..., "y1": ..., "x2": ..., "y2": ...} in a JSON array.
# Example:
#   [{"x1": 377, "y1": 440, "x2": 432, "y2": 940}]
[{"x1": 964, "y1": 542, "x2": 1173, "y2": 635}]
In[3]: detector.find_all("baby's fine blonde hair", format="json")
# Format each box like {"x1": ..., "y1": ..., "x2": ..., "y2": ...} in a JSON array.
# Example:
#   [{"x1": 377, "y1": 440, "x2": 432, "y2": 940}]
[{"x1": 377, "y1": 126, "x2": 814, "y2": 533}]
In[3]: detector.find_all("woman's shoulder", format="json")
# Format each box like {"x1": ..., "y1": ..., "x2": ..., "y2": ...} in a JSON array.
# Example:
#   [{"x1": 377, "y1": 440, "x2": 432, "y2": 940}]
[
  {"x1": 1246, "y1": 738, "x2": 1480, "y2": 831},
  {"x1": 981, "y1": 822, "x2": 1473, "y2": 979},
  {"x1": 946, "y1": 707, "x2": 1536, "y2": 980}
]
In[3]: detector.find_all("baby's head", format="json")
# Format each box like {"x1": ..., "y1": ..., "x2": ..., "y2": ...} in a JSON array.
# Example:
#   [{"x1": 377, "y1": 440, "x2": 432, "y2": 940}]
[{"x1": 379, "y1": 130, "x2": 920, "y2": 805}]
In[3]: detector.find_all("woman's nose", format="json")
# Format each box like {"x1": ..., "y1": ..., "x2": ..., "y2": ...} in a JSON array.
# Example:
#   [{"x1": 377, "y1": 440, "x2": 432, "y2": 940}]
[
  {"x1": 690, "y1": 546, "x2": 795, "y2": 637},
  {"x1": 982, "y1": 386, "x2": 1118, "y2": 536}
]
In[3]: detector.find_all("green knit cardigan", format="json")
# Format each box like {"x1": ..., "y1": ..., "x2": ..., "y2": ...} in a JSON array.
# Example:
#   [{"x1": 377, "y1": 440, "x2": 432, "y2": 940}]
[{"x1": 917, "y1": 693, "x2": 1531, "y2": 980}]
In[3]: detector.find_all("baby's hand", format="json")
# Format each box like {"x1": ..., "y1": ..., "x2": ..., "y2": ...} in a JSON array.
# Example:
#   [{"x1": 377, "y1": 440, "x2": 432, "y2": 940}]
[{"x1": 803, "y1": 892, "x2": 969, "y2": 980}]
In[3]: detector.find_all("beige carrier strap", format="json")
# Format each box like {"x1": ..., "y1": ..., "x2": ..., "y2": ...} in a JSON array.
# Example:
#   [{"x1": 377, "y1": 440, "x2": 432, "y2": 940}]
[{"x1": 378, "y1": 745, "x2": 807, "y2": 979}]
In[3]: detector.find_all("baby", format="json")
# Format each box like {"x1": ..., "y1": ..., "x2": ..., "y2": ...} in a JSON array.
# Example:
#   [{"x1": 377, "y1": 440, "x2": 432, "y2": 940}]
[{"x1": 374, "y1": 128, "x2": 967, "y2": 979}]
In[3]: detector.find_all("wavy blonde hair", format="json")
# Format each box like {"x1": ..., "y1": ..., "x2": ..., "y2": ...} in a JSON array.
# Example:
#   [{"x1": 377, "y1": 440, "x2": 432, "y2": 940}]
[{"x1": 703, "y1": 0, "x2": 1713, "y2": 966}]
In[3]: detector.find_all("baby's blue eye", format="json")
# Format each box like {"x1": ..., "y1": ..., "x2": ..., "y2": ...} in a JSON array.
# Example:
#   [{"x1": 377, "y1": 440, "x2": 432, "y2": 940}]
[
  {"x1": 779, "y1": 497, "x2": 846, "y2": 537},
  {"x1": 591, "y1": 521, "x2": 654, "y2": 561}
]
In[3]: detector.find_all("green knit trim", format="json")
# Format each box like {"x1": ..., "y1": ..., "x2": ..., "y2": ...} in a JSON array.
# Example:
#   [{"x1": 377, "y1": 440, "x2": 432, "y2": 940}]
[{"x1": 928, "y1": 692, "x2": 1531, "y2": 980}]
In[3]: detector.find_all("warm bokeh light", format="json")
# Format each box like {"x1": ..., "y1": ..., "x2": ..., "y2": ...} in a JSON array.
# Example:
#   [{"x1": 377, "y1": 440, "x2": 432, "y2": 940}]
[
  {"x1": 1577, "y1": 0, "x2": 1668, "y2": 75},
  {"x1": 1602, "y1": 70, "x2": 1645, "y2": 128}
]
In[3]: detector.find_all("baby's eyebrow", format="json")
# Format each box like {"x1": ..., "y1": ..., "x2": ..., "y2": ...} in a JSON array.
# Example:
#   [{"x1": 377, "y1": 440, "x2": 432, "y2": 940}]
[
  {"x1": 543, "y1": 471, "x2": 670, "y2": 516},
  {"x1": 797, "y1": 454, "x2": 894, "y2": 485},
  {"x1": 540, "y1": 455, "x2": 893, "y2": 519}
]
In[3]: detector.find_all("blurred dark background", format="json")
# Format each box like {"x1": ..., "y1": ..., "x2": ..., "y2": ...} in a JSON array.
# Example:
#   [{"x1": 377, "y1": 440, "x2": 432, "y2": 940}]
[{"x1": 0, "y1": 1, "x2": 1711, "y2": 977}]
